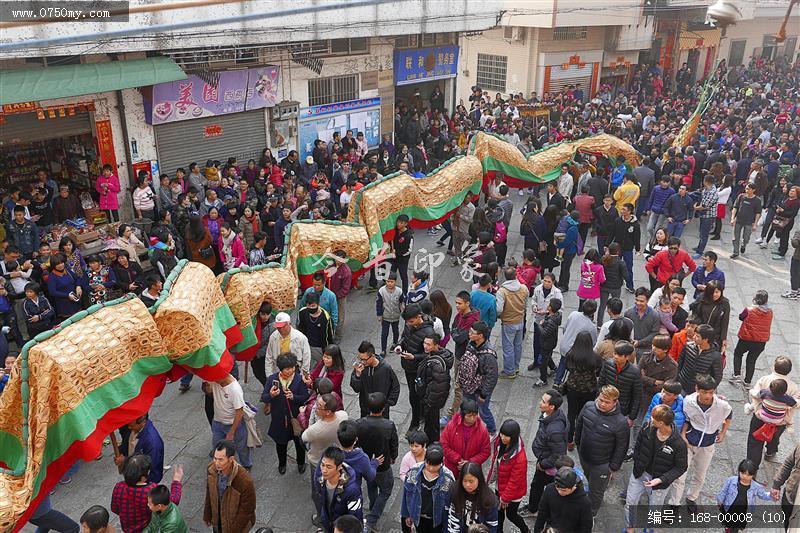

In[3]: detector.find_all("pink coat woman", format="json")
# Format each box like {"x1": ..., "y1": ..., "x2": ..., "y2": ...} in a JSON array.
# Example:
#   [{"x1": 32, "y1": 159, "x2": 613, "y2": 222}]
[
  {"x1": 218, "y1": 225, "x2": 247, "y2": 270},
  {"x1": 96, "y1": 171, "x2": 121, "y2": 210},
  {"x1": 576, "y1": 251, "x2": 606, "y2": 301}
]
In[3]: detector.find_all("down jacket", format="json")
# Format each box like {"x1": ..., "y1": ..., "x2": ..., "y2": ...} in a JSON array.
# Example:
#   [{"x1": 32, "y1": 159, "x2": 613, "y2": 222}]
[
  {"x1": 487, "y1": 436, "x2": 528, "y2": 503},
  {"x1": 677, "y1": 342, "x2": 723, "y2": 392},
  {"x1": 400, "y1": 316, "x2": 436, "y2": 375},
  {"x1": 416, "y1": 348, "x2": 454, "y2": 409},
  {"x1": 440, "y1": 413, "x2": 491, "y2": 475},
  {"x1": 574, "y1": 400, "x2": 629, "y2": 471},
  {"x1": 530, "y1": 408, "x2": 568, "y2": 470},
  {"x1": 631, "y1": 424, "x2": 687, "y2": 489},
  {"x1": 597, "y1": 359, "x2": 643, "y2": 420}
]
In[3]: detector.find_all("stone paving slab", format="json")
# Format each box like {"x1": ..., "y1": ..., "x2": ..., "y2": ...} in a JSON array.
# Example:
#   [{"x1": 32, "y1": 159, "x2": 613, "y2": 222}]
[{"x1": 30, "y1": 191, "x2": 799, "y2": 532}]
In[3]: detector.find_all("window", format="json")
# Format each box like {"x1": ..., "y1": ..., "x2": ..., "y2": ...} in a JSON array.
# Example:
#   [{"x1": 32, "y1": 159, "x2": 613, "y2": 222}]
[
  {"x1": 326, "y1": 38, "x2": 369, "y2": 56},
  {"x1": 553, "y1": 26, "x2": 587, "y2": 41},
  {"x1": 396, "y1": 33, "x2": 453, "y2": 48},
  {"x1": 476, "y1": 53, "x2": 507, "y2": 92},
  {"x1": 728, "y1": 40, "x2": 746, "y2": 66},
  {"x1": 308, "y1": 74, "x2": 359, "y2": 106}
]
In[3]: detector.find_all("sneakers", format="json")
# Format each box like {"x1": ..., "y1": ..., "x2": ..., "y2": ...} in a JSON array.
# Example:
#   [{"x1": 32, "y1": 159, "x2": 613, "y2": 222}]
[
  {"x1": 709, "y1": 235, "x2": 720, "y2": 240},
  {"x1": 741, "y1": 245, "x2": 746, "y2": 254},
  {"x1": 686, "y1": 499, "x2": 698, "y2": 514},
  {"x1": 553, "y1": 256, "x2": 562, "y2": 263},
  {"x1": 759, "y1": 241, "x2": 769, "y2": 249},
  {"x1": 729, "y1": 374, "x2": 742, "y2": 384},
  {"x1": 730, "y1": 252, "x2": 739, "y2": 259},
  {"x1": 782, "y1": 290, "x2": 799, "y2": 300},
  {"x1": 518, "y1": 189, "x2": 525, "y2": 196},
  {"x1": 625, "y1": 287, "x2": 635, "y2": 294},
  {"x1": 518, "y1": 506, "x2": 537, "y2": 518},
  {"x1": 755, "y1": 237, "x2": 763, "y2": 244},
  {"x1": 499, "y1": 372, "x2": 517, "y2": 380},
  {"x1": 743, "y1": 381, "x2": 752, "y2": 389},
  {"x1": 178, "y1": 383, "x2": 190, "y2": 392},
  {"x1": 532, "y1": 379, "x2": 547, "y2": 387}
]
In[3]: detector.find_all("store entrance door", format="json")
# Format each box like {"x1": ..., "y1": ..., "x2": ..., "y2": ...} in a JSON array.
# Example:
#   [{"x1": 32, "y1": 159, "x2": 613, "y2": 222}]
[{"x1": 395, "y1": 80, "x2": 450, "y2": 114}]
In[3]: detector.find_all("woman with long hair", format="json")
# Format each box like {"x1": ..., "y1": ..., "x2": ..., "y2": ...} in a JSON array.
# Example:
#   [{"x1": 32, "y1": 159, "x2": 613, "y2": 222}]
[
  {"x1": 429, "y1": 289, "x2": 453, "y2": 347},
  {"x1": 576, "y1": 248, "x2": 605, "y2": 312},
  {"x1": 644, "y1": 227, "x2": 670, "y2": 292},
  {"x1": 689, "y1": 280, "x2": 731, "y2": 351},
  {"x1": 758, "y1": 176, "x2": 788, "y2": 246},
  {"x1": 487, "y1": 419, "x2": 529, "y2": 533},
  {"x1": 520, "y1": 198, "x2": 546, "y2": 254},
  {"x1": 305, "y1": 344, "x2": 345, "y2": 401},
  {"x1": 596, "y1": 316, "x2": 633, "y2": 361},
  {"x1": 447, "y1": 461, "x2": 499, "y2": 532},
  {"x1": 563, "y1": 331, "x2": 603, "y2": 448},
  {"x1": 184, "y1": 215, "x2": 217, "y2": 270},
  {"x1": 58, "y1": 236, "x2": 87, "y2": 281},
  {"x1": 764, "y1": 185, "x2": 799, "y2": 258},
  {"x1": 539, "y1": 205, "x2": 561, "y2": 273},
  {"x1": 597, "y1": 242, "x2": 627, "y2": 327}
]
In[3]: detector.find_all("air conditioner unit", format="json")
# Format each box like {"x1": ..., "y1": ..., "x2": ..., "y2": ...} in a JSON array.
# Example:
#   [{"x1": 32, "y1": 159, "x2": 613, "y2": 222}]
[{"x1": 504, "y1": 26, "x2": 526, "y2": 42}]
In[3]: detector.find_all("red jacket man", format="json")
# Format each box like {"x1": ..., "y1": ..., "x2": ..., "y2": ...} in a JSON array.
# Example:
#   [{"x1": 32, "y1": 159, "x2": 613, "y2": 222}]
[
  {"x1": 440, "y1": 404, "x2": 490, "y2": 475},
  {"x1": 644, "y1": 238, "x2": 697, "y2": 285}
]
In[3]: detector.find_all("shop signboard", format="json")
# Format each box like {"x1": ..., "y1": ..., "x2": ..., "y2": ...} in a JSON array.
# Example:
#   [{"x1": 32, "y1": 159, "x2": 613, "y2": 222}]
[
  {"x1": 149, "y1": 66, "x2": 280, "y2": 125},
  {"x1": 394, "y1": 46, "x2": 459, "y2": 86},
  {"x1": 95, "y1": 119, "x2": 117, "y2": 171},
  {"x1": 298, "y1": 98, "x2": 381, "y2": 160}
]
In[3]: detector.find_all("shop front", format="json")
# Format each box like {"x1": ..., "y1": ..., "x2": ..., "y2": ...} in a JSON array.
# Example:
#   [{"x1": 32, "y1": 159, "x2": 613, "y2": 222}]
[
  {"x1": 0, "y1": 101, "x2": 105, "y2": 191},
  {"x1": 393, "y1": 45, "x2": 459, "y2": 113},
  {"x1": 600, "y1": 51, "x2": 640, "y2": 94},
  {"x1": 298, "y1": 98, "x2": 381, "y2": 160},
  {"x1": 147, "y1": 66, "x2": 281, "y2": 176},
  {"x1": 537, "y1": 50, "x2": 603, "y2": 101},
  {"x1": 677, "y1": 24, "x2": 721, "y2": 82}
]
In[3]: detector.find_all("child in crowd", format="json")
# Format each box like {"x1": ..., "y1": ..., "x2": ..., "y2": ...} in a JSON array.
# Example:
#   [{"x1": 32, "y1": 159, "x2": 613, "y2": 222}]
[
  {"x1": 576, "y1": 248, "x2": 605, "y2": 311},
  {"x1": 655, "y1": 297, "x2": 677, "y2": 335},
  {"x1": 716, "y1": 459, "x2": 774, "y2": 531},
  {"x1": 552, "y1": 209, "x2": 571, "y2": 262},
  {"x1": 398, "y1": 430, "x2": 428, "y2": 482},
  {"x1": 86, "y1": 255, "x2": 116, "y2": 305},
  {"x1": 22, "y1": 282, "x2": 55, "y2": 338},
  {"x1": 376, "y1": 273, "x2": 404, "y2": 356},
  {"x1": 534, "y1": 297, "x2": 562, "y2": 386}
]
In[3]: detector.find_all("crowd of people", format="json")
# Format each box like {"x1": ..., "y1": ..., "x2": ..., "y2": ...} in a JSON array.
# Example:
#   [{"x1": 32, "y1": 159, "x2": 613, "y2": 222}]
[{"x1": 5, "y1": 53, "x2": 800, "y2": 533}]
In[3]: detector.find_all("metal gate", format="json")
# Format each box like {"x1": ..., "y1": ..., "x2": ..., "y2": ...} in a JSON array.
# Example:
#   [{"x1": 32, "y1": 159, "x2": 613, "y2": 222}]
[
  {"x1": 547, "y1": 64, "x2": 592, "y2": 101},
  {"x1": 0, "y1": 112, "x2": 92, "y2": 144},
  {"x1": 154, "y1": 111, "x2": 268, "y2": 176}
]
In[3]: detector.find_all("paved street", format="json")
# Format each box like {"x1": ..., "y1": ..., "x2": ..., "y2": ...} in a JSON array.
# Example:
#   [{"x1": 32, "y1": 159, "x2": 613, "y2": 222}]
[{"x1": 39, "y1": 192, "x2": 800, "y2": 532}]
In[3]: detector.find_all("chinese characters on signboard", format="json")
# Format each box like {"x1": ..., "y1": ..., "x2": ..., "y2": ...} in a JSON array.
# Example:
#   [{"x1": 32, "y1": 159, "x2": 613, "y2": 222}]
[
  {"x1": 149, "y1": 66, "x2": 281, "y2": 125},
  {"x1": 394, "y1": 46, "x2": 460, "y2": 86}
]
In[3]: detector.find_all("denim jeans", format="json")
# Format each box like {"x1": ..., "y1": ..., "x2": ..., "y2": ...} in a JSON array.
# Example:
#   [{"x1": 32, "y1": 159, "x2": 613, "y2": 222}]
[
  {"x1": 211, "y1": 420, "x2": 251, "y2": 468},
  {"x1": 380, "y1": 320, "x2": 399, "y2": 354},
  {"x1": 621, "y1": 250, "x2": 634, "y2": 289},
  {"x1": 625, "y1": 471, "x2": 670, "y2": 526},
  {"x1": 666, "y1": 220, "x2": 687, "y2": 238},
  {"x1": 366, "y1": 468, "x2": 394, "y2": 527},
  {"x1": 465, "y1": 393, "x2": 496, "y2": 433},
  {"x1": 500, "y1": 322, "x2": 524, "y2": 375},
  {"x1": 31, "y1": 510, "x2": 80, "y2": 533},
  {"x1": 695, "y1": 218, "x2": 714, "y2": 253},
  {"x1": 646, "y1": 213, "x2": 666, "y2": 239}
]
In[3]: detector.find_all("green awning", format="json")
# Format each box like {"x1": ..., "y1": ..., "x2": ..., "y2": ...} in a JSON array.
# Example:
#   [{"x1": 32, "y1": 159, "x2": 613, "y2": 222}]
[{"x1": 0, "y1": 57, "x2": 187, "y2": 105}]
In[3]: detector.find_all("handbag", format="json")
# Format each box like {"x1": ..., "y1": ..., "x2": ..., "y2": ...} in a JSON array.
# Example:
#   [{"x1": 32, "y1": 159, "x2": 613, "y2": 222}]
[
  {"x1": 752, "y1": 421, "x2": 777, "y2": 443},
  {"x1": 199, "y1": 245, "x2": 214, "y2": 259},
  {"x1": 772, "y1": 216, "x2": 790, "y2": 231},
  {"x1": 285, "y1": 394, "x2": 303, "y2": 436}
]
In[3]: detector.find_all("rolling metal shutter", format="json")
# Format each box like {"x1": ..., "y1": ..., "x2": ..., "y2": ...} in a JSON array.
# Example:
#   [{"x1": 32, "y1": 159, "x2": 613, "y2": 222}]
[
  {"x1": 154, "y1": 111, "x2": 267, "y2": 176},
  {"x1": 0, "y1": 112, "x2": 92, "y2": 144},
  {"x1": 548, "y1": 64, "x2": 592, "y2": 102}
]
